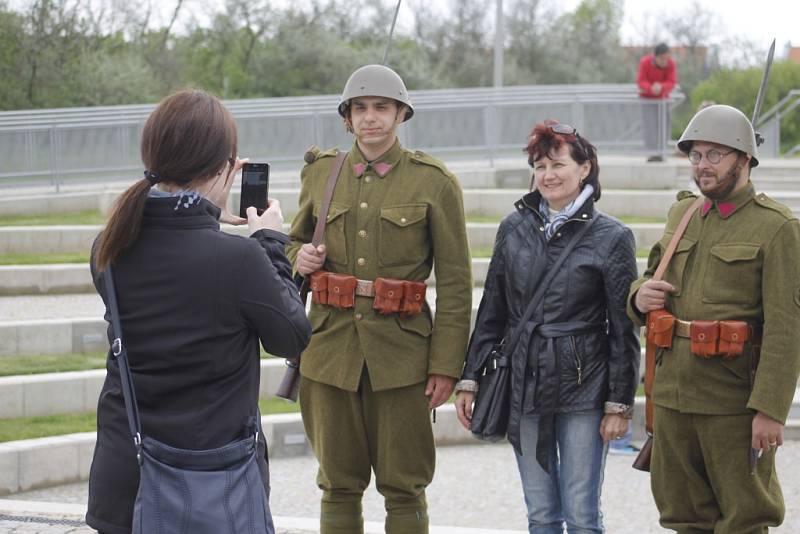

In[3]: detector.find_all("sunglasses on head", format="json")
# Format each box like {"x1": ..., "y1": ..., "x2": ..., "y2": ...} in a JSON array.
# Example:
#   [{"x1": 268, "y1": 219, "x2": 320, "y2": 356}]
[{"x1": 548, "y1": 122, "x2": 579, "y2": 136}]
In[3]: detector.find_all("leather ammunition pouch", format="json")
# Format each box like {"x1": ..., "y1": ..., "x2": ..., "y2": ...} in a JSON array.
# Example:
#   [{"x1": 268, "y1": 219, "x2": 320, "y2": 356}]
[
  {"x1": 326, "y1": 273, "x2": 357, "y2": 309},
  {"x1": 373, "y1": 278, "x2": 404, "y2": 314},
  {"x1": 690, "y1": 320, "x2": 719, "y2": 358},
  {"x1": 646, "y1": 310, "x2": 676, "y2": 349},
  {"x1": 373, "y1": 278, "x2": 426, "y2": 316},
  {"x1": 718, "y1": 321, "x2": 751, "y2": 360},
  {"x1": 310, "y1": 271, "x2": 330, "y2": 305}
]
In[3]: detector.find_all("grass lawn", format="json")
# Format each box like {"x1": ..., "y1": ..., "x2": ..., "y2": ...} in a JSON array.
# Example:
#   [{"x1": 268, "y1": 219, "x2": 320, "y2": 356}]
[
  {"x1": 0, "y1": 352, "x2": 275, "y2": 377},
  {"x1": 0, "y1": 211, "x2": 106, "y2": 226},
  {"x1": 0, "y1": 396, "x2": 301, "y2": 443},
  {"x1": 0, "y1": 253, "x2": 90, "y2": 265},
  {"x1": 0, "y1": 352, "x2": 108, "y2": 376}
]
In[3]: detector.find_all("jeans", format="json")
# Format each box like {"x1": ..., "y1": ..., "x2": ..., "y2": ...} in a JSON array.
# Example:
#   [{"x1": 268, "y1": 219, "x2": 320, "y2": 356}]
[{"x1": 514, "y1": 409, "x2": 607, "y2": 534}]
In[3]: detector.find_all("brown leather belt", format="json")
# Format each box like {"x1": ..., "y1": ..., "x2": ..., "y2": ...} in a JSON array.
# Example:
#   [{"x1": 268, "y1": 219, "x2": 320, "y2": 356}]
[{"x1": 310, "y1": 270, "x2": 426, "y2": 315}]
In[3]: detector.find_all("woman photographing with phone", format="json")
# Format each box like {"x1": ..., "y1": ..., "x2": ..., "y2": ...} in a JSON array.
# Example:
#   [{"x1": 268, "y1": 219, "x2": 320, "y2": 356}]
[{"x1": 86, "y1": 89, "x2": 311, "y2": 534}]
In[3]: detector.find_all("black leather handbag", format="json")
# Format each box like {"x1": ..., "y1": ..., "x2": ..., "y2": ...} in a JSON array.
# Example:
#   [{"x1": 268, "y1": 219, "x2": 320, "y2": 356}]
[
  {"x1": 470, "y1": 216, "x2": 597, "y2": 442},
  {"x1": 103, "y1": 266, "x2": 274, "y2": 534}
]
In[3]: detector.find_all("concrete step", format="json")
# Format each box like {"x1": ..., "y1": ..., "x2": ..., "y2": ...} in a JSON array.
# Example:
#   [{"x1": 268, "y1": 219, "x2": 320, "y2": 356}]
[
  {"x1": 3, "y1": 397, "x2": 800, "y2": 497},
  {"x1": 0, "y1": 221, "x2": 667, "y2": 257}
]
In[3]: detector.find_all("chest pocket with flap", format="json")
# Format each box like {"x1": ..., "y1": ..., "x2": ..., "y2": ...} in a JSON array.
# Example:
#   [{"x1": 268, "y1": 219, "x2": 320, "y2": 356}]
[
  {"x1": 379, "y1": 204, "x2": 429, "y2": 267},
  {"x1": 702, "y1": 243, "x2": 761, "y2": 306}
]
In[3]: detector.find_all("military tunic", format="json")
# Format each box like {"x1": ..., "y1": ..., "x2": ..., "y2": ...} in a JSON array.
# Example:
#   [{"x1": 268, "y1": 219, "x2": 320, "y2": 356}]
[
  {"x1": 628, "y1": 182, "x2": 800, "y2": 533},
  {"x1": 286, "y1": 140, "x2": 472, "y2": 391},
  {"x1": 286, "y1": 139, "x2": 472, "y2": 534}
]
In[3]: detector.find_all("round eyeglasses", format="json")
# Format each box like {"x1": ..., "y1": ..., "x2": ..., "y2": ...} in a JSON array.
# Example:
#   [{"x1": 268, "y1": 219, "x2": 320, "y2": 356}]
[{"x1": 688, "y1": 149, "x2": 735, "y2": 165}]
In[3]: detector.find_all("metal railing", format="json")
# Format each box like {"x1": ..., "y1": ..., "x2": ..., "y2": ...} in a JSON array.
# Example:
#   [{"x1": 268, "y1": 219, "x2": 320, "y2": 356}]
[
  {"x1": 0, "y1": 84, "x2": 683, "y2": 191},
  {"x1": 757, "y1": 89, "x2": 800, "y2": 157}
]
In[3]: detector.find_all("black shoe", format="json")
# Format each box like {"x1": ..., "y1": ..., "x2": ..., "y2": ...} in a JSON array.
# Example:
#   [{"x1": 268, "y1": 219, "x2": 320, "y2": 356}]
[{"x1": 646, "y1": 155, "x2": 664, "y2": 162}]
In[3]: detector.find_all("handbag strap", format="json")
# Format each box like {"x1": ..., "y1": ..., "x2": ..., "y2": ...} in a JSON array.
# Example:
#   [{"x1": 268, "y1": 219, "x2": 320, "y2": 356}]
[
  {"x1": 502, "y1": 215, "x2": 598, "y2": 355},
  {"x1": 103, "y1": 265, "x2": 143, "y2": 445}
]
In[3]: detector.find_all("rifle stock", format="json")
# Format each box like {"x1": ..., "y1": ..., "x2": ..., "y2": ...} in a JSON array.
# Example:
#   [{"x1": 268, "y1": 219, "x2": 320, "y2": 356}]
[
  {"x1": 632, "y1": 314, "x2": 656, "y2": 472},
  {"x1": 275, "y1": 277, "x2": 309, "y2": 403}
]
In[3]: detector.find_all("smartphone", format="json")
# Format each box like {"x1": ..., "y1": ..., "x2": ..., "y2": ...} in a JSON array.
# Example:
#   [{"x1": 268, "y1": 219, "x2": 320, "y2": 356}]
[{"x1": 239, "y1": 162, "x2": 270, "y2": 218}]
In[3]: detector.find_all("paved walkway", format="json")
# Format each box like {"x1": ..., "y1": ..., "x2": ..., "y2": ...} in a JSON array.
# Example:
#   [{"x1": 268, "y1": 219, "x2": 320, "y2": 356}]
[{"x1": 2, "y1": 441, "x2": 799, "y2": 533}]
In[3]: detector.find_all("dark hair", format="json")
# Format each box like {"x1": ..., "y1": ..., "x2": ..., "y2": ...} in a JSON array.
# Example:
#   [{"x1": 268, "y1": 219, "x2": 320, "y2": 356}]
[
  {"x1": 524, "y1": 119, "x2": 601, "y2": 201},
  {"x1": 654, "y1": 43, "x2": 669, "y2": 56},
  {"x1": 94, "y1": 90, "x2": 238, "y2": 269}
]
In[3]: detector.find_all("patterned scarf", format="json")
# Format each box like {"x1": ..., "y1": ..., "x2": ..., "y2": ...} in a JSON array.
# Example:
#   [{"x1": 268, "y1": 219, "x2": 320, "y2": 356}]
[
  {"x1": 148, "y1": 187, "x2": 204, "y2": 211},
  {"x1": 539, "y1": 185, "x2": 595, "y2": 241}
]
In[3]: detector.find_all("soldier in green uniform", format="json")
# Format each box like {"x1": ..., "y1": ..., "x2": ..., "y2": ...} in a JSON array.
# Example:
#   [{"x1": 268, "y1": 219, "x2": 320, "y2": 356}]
[
  {"x1": 286, "y1": 64, "x2": 472, "y2": 534},
  {"x1": 628, "y1": 104, "x2": 800, "y2": 533}
]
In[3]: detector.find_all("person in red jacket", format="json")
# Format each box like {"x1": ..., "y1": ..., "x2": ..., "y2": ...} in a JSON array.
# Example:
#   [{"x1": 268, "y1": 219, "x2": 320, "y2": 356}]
[{"x1": 637, "y1": 43, "x2": 677, "y2": 162}]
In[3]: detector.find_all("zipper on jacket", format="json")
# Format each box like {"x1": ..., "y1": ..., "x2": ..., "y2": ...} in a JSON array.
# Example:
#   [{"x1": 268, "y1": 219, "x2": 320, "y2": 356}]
[{"x1": 569, "y1": 336, "x2": 583, "y2": 385}]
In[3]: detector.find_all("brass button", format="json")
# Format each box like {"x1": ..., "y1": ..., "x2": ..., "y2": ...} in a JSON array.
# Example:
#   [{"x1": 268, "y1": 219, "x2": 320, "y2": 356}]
[
  {"x1": 358, "y1": 230, "x2": 367, "y2": 238},
  {"x1": 357, "y1": 258, "x2": 366, "y2": 266},
  {"x1": 400, "y1": 217, "x2": 407, "y2": 224},
  {"x1": 355, "y1": 313, "x2": 363, "y2": 320},
  {"x1": 365, "y1": 176, "x2": 372, "y2": 183},
  {"x1": 360, "y1": 202, "x2": 368, "y2": 209}
]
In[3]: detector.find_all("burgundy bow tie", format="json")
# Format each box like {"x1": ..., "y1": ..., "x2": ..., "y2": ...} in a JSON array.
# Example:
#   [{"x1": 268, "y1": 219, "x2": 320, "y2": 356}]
[
  {"x1": 352, "y1": 161, "x2": 392, "y2": 178},
  {"x1": 701, "y1": 200, "x2": 736, "y2": 218}
]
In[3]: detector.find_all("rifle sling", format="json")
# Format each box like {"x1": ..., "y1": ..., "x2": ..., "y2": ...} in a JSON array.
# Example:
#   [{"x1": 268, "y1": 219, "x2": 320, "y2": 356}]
[
  {"x1": 644, "y1": 196, "x2": 703, "y2": 435},
  {"x1": 312, "y1": 151, "x2": 348, "y2": 247}
]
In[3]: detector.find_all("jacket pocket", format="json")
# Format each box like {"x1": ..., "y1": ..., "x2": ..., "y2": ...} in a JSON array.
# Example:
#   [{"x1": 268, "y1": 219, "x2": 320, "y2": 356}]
[
  {"x1": 394, "y1": 311, "x2": 433, "y2": 338},
  {"x1": 702, "y1": 244, "x2": 760, "y2": 305},
  {"x1": 313, "y1": 202, "x2": 349, "y2": 266},
  {"x1": 658, "y1": 235, "x2": 696, "y2": 296},
  {"x1": 379, "y1": 204, "x2": 429, "y2": 267}
]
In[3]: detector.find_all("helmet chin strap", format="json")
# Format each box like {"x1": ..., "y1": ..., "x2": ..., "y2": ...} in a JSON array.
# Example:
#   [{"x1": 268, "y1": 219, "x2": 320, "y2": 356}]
[{"x1": 694, "y1": 156, "x2": 743, "y2": 200}]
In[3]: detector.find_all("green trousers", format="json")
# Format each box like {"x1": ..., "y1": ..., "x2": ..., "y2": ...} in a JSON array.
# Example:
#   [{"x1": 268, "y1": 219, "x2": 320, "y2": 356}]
[
  {"x1": 300, "y1": 371, "x2": 434, "y2": 534},
  {"x1": 651, "y1": 405, "x2": 784, "y2": 534}
]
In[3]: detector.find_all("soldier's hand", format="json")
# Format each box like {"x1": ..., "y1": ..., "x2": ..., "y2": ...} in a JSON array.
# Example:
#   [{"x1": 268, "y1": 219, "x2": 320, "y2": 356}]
[
  {"x1": 247, "y1": 199, "x2": 284, "y2": 234},
  {"x1": 651, "y1": 82, "x2": 662, "y2": 95},
  {"x1": 297, "y1": 243, "x2": 326, "y2": 275},
  {"x1": 454, "y1": 391, "x2": 475, "y2": 430},
  {"x1": 752, "y1": 411, "x2": 783, "y2": 452},
  {"x1": 634, "y1": 279, "x2": 675, "y2": 314},
  {"x1": 425, "y1": 374, "x2": 456, "y2": 409}
]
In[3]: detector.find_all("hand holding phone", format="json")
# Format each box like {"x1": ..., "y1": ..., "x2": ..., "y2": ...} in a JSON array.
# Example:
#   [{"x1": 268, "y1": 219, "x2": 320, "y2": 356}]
[{"x1": 239, "y1": 163, "x2": 270, "y2": 218}]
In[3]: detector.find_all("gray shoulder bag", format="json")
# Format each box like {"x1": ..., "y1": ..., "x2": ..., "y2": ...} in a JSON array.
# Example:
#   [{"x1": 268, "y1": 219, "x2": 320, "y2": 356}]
[{"x1": 104, "y1": 265, "x2": 274, "y2": 534}]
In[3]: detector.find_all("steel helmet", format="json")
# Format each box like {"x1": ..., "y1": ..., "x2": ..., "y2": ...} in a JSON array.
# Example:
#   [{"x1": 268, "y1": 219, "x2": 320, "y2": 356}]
[
  {"x1": 338, "y1": 64, "x2": 414, "y2": 121},
  {"x1": 677, "y1": 104, "x2": 759, "y2": 167}
]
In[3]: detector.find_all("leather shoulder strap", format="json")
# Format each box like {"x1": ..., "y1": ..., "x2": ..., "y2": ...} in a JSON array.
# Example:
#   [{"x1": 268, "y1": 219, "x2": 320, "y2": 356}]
[
  {"x1": 311, "y1": 151, "x2": 348, "y2": 247},
  {"x1": 653, "y1": 197, "x2": 703, "y2": 281}
]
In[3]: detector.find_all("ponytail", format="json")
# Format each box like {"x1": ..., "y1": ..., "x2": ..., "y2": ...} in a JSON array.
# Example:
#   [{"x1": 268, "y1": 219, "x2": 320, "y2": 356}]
[{"x1": 93, "y1": 178, "x2": 151, "y2": 270}]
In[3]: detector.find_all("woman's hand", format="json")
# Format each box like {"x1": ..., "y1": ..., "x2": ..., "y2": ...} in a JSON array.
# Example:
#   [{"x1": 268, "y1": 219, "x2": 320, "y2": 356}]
[
  {"x1": 247, "y1": 198, "x2": 284, "y2": 234},
  {"x1": 600, "y1": 414, "x2": 629, "y2": 444},
  {"x1": 455, "y1": 391, "x2": 475, "y2": 430},
  {"x1": 219, "y1": 157, "x2": 249, "y2": 225}
]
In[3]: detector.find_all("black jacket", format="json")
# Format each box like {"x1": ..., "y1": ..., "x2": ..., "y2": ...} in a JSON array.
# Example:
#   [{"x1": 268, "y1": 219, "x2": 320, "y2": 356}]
[
  {"x1": 86, "y1": 197, "x2": 311, "y2": 534},
  {"x1": 463, "y1": 191, "x2": 640, "y2": 456}
]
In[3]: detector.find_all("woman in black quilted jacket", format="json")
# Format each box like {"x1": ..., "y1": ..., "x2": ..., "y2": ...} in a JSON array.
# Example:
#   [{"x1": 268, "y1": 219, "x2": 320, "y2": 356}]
[{"x1": 454, "y1": 120, "x2": 640, "y2": 534}]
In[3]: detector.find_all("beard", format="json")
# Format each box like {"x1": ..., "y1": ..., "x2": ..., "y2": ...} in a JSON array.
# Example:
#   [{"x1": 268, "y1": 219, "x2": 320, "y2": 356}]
[{"x1": 692, "y1": 160, "x2": 742, "y2": 200}]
